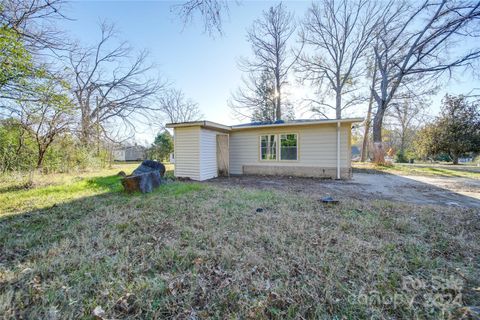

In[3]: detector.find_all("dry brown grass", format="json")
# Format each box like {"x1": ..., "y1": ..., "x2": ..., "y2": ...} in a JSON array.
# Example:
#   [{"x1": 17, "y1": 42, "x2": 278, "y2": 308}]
[
  {"x1": 0, "y1": 175, "x2": 479, "y2": 319},
  {"x1": 353, "y1": 162, "x2": 480, "y2": 179}
]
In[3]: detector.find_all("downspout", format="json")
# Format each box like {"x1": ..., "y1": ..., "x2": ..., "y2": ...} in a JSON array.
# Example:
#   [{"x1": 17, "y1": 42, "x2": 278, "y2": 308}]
[
  {"x1": 336, "y1": 121, "x2": 341, "y2": 180},
  {"x1": 173, "y1": 128, "x2": 176, "y2": 178}
]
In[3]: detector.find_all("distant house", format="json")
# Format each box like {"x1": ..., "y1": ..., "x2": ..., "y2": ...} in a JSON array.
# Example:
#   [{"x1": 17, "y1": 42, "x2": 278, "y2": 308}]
[
  {"x1": 113, "y1": 145, "x2": 146, "y2": 161},
  {"x1": 166, "y1": 118, "x2": 362, "y2": 181}
]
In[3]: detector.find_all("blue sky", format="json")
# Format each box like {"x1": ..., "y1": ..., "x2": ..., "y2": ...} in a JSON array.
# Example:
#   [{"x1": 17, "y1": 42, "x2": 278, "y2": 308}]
[{"x1": 62, "y1": 0, "x2": 479, "y2": 144}]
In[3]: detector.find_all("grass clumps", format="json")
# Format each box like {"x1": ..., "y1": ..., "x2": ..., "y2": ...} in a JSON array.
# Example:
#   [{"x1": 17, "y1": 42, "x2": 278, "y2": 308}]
[{"x1": 1, "y1": 170, "x2": 479, "y2": 319}]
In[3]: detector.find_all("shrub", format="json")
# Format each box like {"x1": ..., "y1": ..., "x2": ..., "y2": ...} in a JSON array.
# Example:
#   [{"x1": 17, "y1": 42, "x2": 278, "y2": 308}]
[
  {"x1": 0, "y1": 120, "x2": 111, "y2": 174},
  {"x1": 395, "y1": 151, "x2": 408, "y2": 163}
]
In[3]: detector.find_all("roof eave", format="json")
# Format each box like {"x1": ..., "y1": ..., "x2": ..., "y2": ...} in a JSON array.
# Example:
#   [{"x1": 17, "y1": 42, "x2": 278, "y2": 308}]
[
  {"x1": 231, "y1": 118, "x2": 364, "y2": 130},
  {"x1": 166, "y1": 118, "x2": 364, "y2": 131},
  {"x1": 166, "y1": 120, "x2": 232, "y2": 132}
]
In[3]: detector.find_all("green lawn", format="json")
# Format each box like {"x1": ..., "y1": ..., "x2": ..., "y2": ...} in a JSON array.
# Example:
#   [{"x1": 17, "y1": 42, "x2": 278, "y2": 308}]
[
  {"x1": 0, "y1": 163, "x2": 173, "y2": 216},
  {"x1": 353, "y1": 162, "x2": 480, "y2": 179},
  {"x1": 0, "y1": 166, "x2": 479, "y2": 319}
]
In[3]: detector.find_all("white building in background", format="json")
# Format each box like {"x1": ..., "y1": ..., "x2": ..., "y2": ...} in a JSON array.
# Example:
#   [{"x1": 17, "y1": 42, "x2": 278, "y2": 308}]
[{"x1": 113, "y1": 144, "x2": 147, "y2": 161}]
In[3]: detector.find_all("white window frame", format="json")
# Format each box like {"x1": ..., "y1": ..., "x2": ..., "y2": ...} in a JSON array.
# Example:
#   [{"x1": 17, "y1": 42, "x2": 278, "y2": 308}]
[
  {"x1": 259, "y1": 133, "x2": 299, "y2": 162},
  {"x1": 279, "y1": 133, "x2": 298, "y2": 161},
  {"x1": 259, "y1": 134, "x2": 278, "y2": 161}
]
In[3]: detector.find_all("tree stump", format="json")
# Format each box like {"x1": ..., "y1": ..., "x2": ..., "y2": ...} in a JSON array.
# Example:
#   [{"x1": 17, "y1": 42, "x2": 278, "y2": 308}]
[{"x1": 121, "y1": 160, "x2": 166, "y2": 193}]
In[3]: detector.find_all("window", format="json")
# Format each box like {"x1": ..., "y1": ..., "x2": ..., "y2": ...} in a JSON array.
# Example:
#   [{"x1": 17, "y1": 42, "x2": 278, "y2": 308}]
[
  {"x1": 260, "y1": 133, "x2": 298, "y2": 161},
  {"x1": 260, "y1": 134, "x2": 277, "y2": 160},
  {"x1": 280, "y1": 134, "x2": 298, "y2": 160}
]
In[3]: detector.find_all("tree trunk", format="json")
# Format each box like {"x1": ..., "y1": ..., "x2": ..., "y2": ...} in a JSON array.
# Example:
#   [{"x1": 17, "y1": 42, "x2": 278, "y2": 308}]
[
  {"x1": 36, "y1": 148, "x2": 46, "y2": 170},
  {"x1": 372, "y1": 104, "x2": 386, "y2": 164},
  {"x1": 335, "y1": 90, "x2": 342, "y2": 119},
  {"x1": 360, "y1": 65, "x2": 377, "y2": 162},
  {"x1": 96, "y1": 96, "x2": 101, "y2": 155},
  {"x1": 399, "y1": 131, "x2": 405, "y2": 155},
  {"x1": 108, "y1": 147, "x2": 113, "y2": 169},
  {"x1": 452, "y1": 154, "x2": 459, "y2": 165},
  {"x1": 80, "y1": 125, "x2": 89, "y2": 145},
  {"x1": 275, "y1": 81, "x2": 281, "y2": 121},
  {"x1": 360, "y1": 113, "x2": 372, "y2": 162},
  {"x1": 80, "y1": 108, "x2": 91, "y2": 145}
]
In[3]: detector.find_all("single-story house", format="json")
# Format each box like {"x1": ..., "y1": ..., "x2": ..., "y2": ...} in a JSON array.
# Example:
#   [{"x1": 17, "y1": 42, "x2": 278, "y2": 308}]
[
  {"x1": 113, "y1": 145, "x2": 147, "y2": 161},
  {"x1": 166, "y1": 118, "x2": 363, "y2": 181}
]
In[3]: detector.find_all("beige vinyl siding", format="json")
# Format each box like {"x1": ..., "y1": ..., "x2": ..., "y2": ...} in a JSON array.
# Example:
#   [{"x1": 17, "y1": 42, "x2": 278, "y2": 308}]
[
  {"x1": 229, "y1": 123, "x2": 351, "y2": 175},
  {"x1": 199, "y1": 129, "x2": 218, "y2": 180},
  {"x1": 173, "y1": 126, "x2": 201, "y2": 180}
]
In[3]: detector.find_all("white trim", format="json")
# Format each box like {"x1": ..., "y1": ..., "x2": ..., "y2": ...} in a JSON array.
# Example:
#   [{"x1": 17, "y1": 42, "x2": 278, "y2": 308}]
[
  {"x1": 279, "y1": 133, "x2": 298, "y2": 161},
  {"x1": 259, "y1": 134, "x2": 278, "y2": 161},
  {"x1": 166, "y1": 120, "x2": 231, "y2": 131},
  {"x1": 258, "y1": 133, "x2": 299, "y2": 162}
]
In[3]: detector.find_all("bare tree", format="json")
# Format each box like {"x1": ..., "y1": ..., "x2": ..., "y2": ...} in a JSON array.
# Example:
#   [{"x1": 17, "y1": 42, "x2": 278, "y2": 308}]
[
  {"x1": 0, "y1": 0, "x2": 69, "y2": 108},
  {"x1": 297, "y1": 0, "x2": 381, "y2": 119},
  {"x1": 14, "y1": 79, "x2": 73, "y2": 169},
  {"x1": 0, "y1": 0, "x2": 67, "y2": 51},
  {"x1": 386, "y1": 98, "x2": 429, "y2": 161},
  {"x1": 371, "y1": 0, "x2": 480, "y2": 163},
  {"x1": 68, "y1": 23, "x2": 165, "y2": 145},
  {"x1": 360, "y1": 60, "x2": 436, "y2": 162},
  {"x1": 0, "y1": 1, "x2": 72, "y2": 169},
  {"x1": 158, "y1": 88, "x2": 203, "y2": 123},
  {"x1": 174, "y1": 0, "x2": 230, "y2": 36},
  {"x1": 229, "y1": 69, "x2": 276, "y2": 122},
  {"x1": 230, "y1": 2, "x2": 296, "y2": 121},
  {"x1": 360, "y1": 59, "x2": 377, "y2": 162}
]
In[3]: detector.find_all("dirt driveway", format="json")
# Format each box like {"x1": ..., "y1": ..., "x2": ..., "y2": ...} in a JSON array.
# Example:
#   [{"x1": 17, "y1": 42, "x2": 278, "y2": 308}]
[{"x1": 208, "y1": 173, "x2": 480, "y2": 208}]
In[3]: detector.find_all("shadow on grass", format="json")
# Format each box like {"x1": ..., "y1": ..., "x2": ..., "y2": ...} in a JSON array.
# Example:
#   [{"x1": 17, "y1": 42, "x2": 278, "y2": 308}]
[
  {"x1": 0, "y1": 177, "x2": 205, "y2": 257},
  {"x1": 1, "y1": 171, "x2": 480, "y2": 319},
  {"x1": 0, "y1": 173, "x2": 213, "y2": 319},
  {"x1": 0, "y1": 183, "x2": 33, "y2": 194},
  {"x1": 0, "y1": 170, "x2": 187, "y2": 220}
]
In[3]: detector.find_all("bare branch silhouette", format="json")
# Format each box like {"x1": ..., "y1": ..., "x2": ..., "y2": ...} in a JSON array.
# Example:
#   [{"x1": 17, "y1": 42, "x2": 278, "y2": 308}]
[{"x1": 230, "y1": 3, "x2": 297, "y2": 121}]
